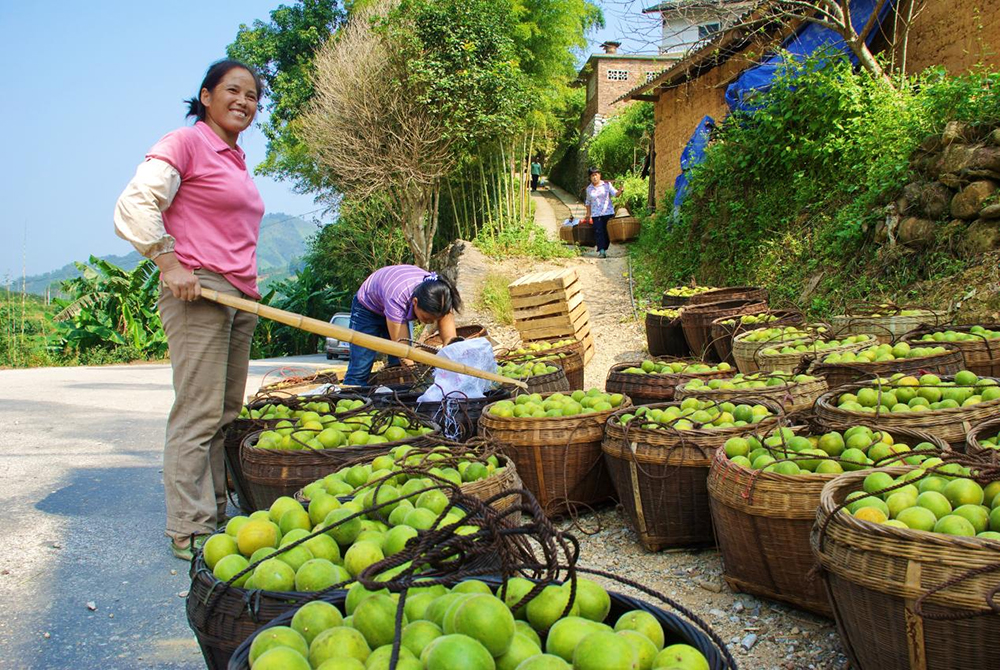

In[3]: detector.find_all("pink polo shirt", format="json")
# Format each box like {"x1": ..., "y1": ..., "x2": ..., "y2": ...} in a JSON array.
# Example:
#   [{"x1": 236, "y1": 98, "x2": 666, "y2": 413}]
[{"x1": 146, "y1": 121, "x2": 265, "y2": 298}]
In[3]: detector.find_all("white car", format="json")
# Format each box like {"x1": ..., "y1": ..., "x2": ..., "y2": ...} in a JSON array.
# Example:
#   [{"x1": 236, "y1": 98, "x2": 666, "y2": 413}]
[{"x1": 325, "y1": 312, "x2": 352, "y2": 359}]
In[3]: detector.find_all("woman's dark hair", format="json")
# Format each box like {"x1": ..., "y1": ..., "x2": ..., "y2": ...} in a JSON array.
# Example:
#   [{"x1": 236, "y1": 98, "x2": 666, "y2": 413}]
[
  {"x1": 185, "y1": 59, "x2": 263, "y2": 121},
  {"x1": 412, "y1": 274, "x2": 463, "y2": 317}
]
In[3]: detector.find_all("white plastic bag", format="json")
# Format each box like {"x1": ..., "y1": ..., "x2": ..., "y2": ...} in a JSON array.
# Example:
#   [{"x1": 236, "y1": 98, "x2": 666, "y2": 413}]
[{"x1": 417, "y1": 338, "x2": 497, "y2": 403}]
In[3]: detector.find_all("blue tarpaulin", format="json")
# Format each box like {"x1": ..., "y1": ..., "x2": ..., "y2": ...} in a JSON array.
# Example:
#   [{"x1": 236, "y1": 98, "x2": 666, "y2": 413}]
[
  {"x1": 671, "y1": 0, "x2": 896, "y2": 209},
  {"x1": 673, "y1": 116, "x2": 716, "y2": 213},
  {"x1": 726, "y1": 0, "x2": 897, "y2": 111}
]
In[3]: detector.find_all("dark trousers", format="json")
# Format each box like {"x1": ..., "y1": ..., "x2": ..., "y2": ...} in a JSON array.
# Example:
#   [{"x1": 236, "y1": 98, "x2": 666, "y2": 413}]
[
  {"x1": 343, "y1": 295, "x2": 403, "y2": 385},
  {"x1": 593, "y1": 214, "x2": 612, "y2": 252},
  {"x1": 531, "y1": 174, "x2": 539, "y2": 190}
]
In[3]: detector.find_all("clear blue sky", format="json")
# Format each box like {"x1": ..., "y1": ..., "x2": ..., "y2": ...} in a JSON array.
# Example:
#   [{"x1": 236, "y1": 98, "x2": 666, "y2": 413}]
[{"x1": 0, "y1": 1, "x2": 658, "y2": 280}]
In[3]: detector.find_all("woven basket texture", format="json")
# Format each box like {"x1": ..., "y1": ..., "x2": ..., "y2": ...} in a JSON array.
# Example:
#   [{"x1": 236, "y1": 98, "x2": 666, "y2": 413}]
[
  {"x1": 478, "y1": 393, "x2": 632, "y2": 516},
  {"x1": 608, "y1": 216, "x2": 641, "y2": 242},
  {"x1": 755, "y1": 338, "x2": 874, "y2": 375},
  {"x1": 689, "y1": 286, "x2": 770, "y2": 306},
  {"x1": 710, "y1": 310, "x2": 804, "y2": 364},
  {"x1": 240, "y1": 418, "x2": 441, "y2": 510},
  {"x1": 731, "y1": 324, "x2": 828, "y2": 375},
  {"x1": 368, "y1": 364, "x2": 430, "y2": 387},
  {"x1": 813, "y1": 376, "x2": 1000, "y2": 447},
  {"x1": 708, "y1": 424, "x2": 947, "y2": 617},
  {"x1": 964, "y1": 416, "x2": 1000, "y2": 460},
  {"x1": 423, "y1": 324, "x2": 488, "y2": 348},
  {"x1": 675, "y1": 376, "x2": 828, "y2": 414},
  {"x1": 500, "y1": 339, "x2": 587, "y2": 389},
  {"x1": 373, "y1": 387, "x2": 512, "y2": 443},
  {"x1": 574, "y1": 223, "x2": 596, "y2": 246},
  {"x1": 646, "y1": 311, "x2": 690, "y2": 358},
  {"x1": 811, "y1": 467, "x2": 1000, "y2": 670},
  {"x1": 682, "y1": 300, "x2": 769, "y2": 361},
  {"x1": 831, "y1": 309, "x2": 946, "y2": 344},
  {"x1": 902, "y1": 324, "x2": 1000, "y2": 377},
  {"x1": 605, "y1": 360, "x2": 735, "y2": 405},
  {"x1": 601, "y1": 398, "x2": 782, "y2": 551},
  {"x1": 809, "y1": 344, "x2": 965, "y2": 389},
  {"x1": 521, "y1": 365, "x2": 571, "y2": 394}
]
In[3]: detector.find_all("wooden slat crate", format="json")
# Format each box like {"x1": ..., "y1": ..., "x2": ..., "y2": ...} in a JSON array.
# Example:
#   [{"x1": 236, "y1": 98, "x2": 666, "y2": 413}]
[{"x1": 509, "y1": 269, "x2": 592, "y2": 352}]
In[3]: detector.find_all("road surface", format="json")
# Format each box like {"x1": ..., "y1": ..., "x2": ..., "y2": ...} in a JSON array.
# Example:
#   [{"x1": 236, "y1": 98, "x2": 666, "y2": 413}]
[{"x1": 0, "y1": 354, "x2": 338, "y2": 669}]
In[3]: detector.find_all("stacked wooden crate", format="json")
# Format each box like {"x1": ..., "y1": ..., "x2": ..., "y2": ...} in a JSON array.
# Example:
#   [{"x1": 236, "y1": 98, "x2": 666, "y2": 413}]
[{"x1": 508, "y1": 269, "x2": 594, "y2": 363}]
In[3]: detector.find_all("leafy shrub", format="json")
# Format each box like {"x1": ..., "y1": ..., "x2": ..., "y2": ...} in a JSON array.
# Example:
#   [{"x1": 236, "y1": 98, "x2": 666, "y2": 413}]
[
  {"x1": 586, "y1": 102, "x2": 653, "y2": 179},
  {"x1": 615, "y1": 171, "x2": 649, "y2": 217},
  {"x1": 474, "y1": 217, "x2": 576, "y2": 261}
]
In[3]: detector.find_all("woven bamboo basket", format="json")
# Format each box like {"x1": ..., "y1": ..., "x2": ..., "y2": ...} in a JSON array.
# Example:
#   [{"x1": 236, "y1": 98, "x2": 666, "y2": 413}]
[
  {"x1": 963, "y1": 416, "x2": 1000, "y2": 460},
  {"x1": 257, "y1": 369, "x2": 341, "y2": 396},
  {"x1": 239, "y1": 416, "x2": 441, "y2": 510},
  {"x1": 708, "y1": 425, "x2": 948, "y2": 617},
  {"x1": 831, "y1": 308, "x2": 946, "y2": 344},
  {"x1": 661, "y1": 286, "x2": 718, "y2": 308},
  {"x1": 186, "y1": 540, "x2": 337, "y2": 669},
  {"x1": 710, "y1": 310, "x2": 805, "y2": 365},
  {"x1": 423, "y1": 324, "x2": 488, "y2": 348},
  {"x1": 691, "y1": 286, "x2": 769, "y2": 306},
  {"x1": 608, "y1": 216, "x2": 641, "y2": 242},
  {"x1": 645, "y1": 311, "x2": 689, "y2": 358},
  {"x1": 811, "y1": 467, "x2": 1000, "y2": 670},
  {"x1": 605, "y1": 360, "x2": 735, "y2": 405},
  {"x1": 517, "y1": 364, "x2": 571, "y2": 395},
  {"x1": 602, "y1": 398, "x2": 783, "y2": 551},
  {"x1": 226, "y1": 578, "x2": 733, "y2": 670},
  {"x1": 367, "y1": 364, "x2": 430, "y2": 387},
  {"x1": 675, "y1": 375, "x2": 828, "y2": 414},
  {"x1": 902, "y1": 324, "x2": 1000, "y2": 377},
  {"x1": 559, "y1": 224, "x2": 575, "y2": 243},
  {"x1": 478, "y1": 393, "x2": 632, "y2": 516},
  {"x1": 756, "y1": 337, "x2": 875, "y2": 375},
  {"x1": 814, "y1": 376, "x2": 1000, "y2": 447},
  {"x1": 500, "y1": 341, "x2": 586, "y2": 389},
  {"x1": 731, "y1": 325, "x2": 827, "y2": 374},
  {"x1": 809, "y1": 343, "x2": 965, "y2": 389},
  {"x1": 224, "y1": 393, "x2": 371, "y2": 513},
  {"x1": 574, "y1": 223, "x2": 596, "y2": 246},
  {"x1": 682, "y1": 300, "x2": 769, "y2": 361}
]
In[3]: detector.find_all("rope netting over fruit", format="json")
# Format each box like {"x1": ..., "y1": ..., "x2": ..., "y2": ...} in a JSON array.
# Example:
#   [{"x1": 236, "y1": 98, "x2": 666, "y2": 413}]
[{"x1": 196, "y1": 466, "x2": 738, "y2": 669}]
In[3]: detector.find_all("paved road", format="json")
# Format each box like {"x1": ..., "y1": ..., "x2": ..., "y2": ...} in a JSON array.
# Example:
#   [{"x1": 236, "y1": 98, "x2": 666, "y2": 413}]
[{"x1": 0, "y1": 354, "x2": 337, "y2": 669}]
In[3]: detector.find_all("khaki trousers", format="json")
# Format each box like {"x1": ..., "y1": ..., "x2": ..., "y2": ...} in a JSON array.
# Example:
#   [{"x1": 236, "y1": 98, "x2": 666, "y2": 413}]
[{"x1": 159, "y1": 269, "x2": 257, "y2": 539}]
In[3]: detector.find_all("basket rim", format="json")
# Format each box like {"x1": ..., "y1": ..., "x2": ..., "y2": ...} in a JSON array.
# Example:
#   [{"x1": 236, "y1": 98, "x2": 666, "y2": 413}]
[
  {"x1": 816, "y1": 466, "x2": 1000, "y2": 552},
  {"x1": 709, "y1": 309, "x2": 803, "y2": 329},
  {"x1": 604, "y1": 396, "x2": 785, "y2": 439},
  {"x1": 479, "y1": 391, "x2": 632, "y2": 429},
  {"x1": 814, "y1": 375, "x2": 1000, "y2": 422},
  {"x1": 240, "y1": 415, "x2": 443, "y2": 457},
  {"x1": 965, "y1": 415, "x2": 1000, "y2": 454}
]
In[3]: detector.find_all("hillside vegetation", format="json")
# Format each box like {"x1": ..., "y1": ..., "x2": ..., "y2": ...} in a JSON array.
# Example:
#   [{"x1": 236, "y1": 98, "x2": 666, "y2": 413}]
[{"x1": 632, "y1": 59, "x2": 1000, "y2": 320}]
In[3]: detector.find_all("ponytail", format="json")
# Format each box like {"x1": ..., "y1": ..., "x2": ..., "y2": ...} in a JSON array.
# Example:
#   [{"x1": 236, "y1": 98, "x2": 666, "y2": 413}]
[{"x1": 412, "y1": 274, "x2": 463, "y2": 317}]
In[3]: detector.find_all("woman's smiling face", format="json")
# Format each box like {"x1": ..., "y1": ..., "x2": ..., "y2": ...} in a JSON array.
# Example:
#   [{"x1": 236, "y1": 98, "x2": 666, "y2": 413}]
[{"x1": 200, "y1": 67, "x2": 258, "y2": 140}]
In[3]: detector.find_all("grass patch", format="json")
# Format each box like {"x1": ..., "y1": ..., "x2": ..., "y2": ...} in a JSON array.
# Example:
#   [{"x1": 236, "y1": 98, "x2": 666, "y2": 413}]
[
  {"x1": 478, "y1": 273, "x2": 514, "y2": 325},
  {"x1": 474, "y1": 218, "x2": 576, "y2": 261}
]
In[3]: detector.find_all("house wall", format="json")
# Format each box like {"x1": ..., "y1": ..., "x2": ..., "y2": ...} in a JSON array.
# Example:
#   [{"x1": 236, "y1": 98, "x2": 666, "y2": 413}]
[
  {"x1": 658, "y1": 4, "x2": 755, "y2": 56},
  {"x1": 582, "y1": 58, "x2": 675, "y2": 136},
  {"x1": 897, "y1": 0, "x2": 1000, "y2": 74}
]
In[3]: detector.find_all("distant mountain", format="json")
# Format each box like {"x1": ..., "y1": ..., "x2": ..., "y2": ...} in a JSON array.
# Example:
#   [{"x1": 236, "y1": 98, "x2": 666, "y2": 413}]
[{"x1": 17, "y1": 213, "x2": 320, "y2": 296}]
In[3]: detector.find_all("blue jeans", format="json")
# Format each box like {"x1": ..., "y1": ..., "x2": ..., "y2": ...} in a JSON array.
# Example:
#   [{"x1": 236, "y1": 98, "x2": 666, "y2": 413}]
[
  {"x1": 593, "y1": 214, "x2": 612, "y2": 252},
  {"x1": 344, "y1": 296, "x2": 408, "y2": 385}
]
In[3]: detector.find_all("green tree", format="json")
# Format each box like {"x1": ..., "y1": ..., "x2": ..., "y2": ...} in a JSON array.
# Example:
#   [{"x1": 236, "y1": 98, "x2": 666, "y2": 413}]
[
  {"x1": 585, "y1": 102, "x2": 654, "y2": 180},
  {"x1": 227, "y1": 0, "x2": 345, "y2": 192},
  {"x1": 48, "y1": 257, "x2": 167, "y2": 360}
]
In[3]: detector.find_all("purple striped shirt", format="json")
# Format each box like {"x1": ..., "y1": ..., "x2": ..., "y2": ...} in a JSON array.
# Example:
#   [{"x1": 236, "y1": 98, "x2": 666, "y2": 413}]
[{"x1": 356, "y1": 264, "x2": 432, "y2": 323}]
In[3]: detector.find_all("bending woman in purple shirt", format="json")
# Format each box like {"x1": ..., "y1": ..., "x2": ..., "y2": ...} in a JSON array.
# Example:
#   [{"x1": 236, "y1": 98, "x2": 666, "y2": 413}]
[{"x1": 344, "y1": 264, "x2": 462, "y2": 385}]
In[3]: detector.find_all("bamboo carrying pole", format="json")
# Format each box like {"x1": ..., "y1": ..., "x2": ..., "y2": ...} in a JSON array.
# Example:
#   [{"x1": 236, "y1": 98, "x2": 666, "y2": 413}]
[{"x1": 201, "y1": 289, "x2": 528, "y2": 390}]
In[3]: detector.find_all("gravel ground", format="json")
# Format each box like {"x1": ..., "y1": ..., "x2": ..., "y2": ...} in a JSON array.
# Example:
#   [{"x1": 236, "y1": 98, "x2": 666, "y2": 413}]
[{"x1": 451, "y1": 187, "x2": 851, "y2": 669}]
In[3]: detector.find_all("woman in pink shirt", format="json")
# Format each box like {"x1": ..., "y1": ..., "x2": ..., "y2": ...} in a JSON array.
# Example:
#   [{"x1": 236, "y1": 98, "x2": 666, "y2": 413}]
[{"x1": 114, "y1": 60, "x2": 265, "y2": 560}]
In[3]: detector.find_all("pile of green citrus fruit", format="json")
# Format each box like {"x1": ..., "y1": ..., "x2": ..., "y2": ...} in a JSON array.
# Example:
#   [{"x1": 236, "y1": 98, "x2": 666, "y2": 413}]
[
  {"x1": 738, "y1": 325, "x2": 821, "y2": 344},
  {"x1": 821, "y1": 341, "x2": 950, "y2": 365},
  {"x1": 253, "y1": 411, "x2": 435, "y2": 451},
  {"x1": 203, "y1": 474, "x2": 478, "y2": 594},
  {"x1": 664, "y1": 285, "x2": 715, "y2": 298},
  {"x1": 507, "y1": 339, "x2": 578, "y2": 357},
  {"x1": 915, "y1": 325, "x2": 1000, "y2": 343},
  {"x1": 841, "y1": 468, "x2": 1000, "y2": 540},
  {"x1": 681, "y1": 371, "x2": 817, "y2": 393},
  {"x1": 721, "y1": 426, "x2": 940, "y2": 475},
  {"x1": 488, "y1": 390, "x2": 625, "y2": 418},
  {"x1": 647, "y1": 308, "x2": 682, "y2": 318},
  {"x1": 759, "y1": 334, "x2": 874, "y2": 357},
  {"x1": 240, "y1": 397, "x2": 367, "y2": 421},
  {"x1": 618, "y1": 399, "x2": 774, "y2": 431},
  {"x1": 301, "y1": 444, "x2": 504, "y2": 502},
  {"x1": 621, "y1": 360, "x2": 732, "y2": 376},
  {"x1": 834, "y1": 371, "x2": 1000, "y2": 413},
  {"x1": 719, "y1": 313, "x2": 781, "y2": 328},
  {"x1": 243, "y1": 577, "x2": 711, "y2": 670},
  {"x1": 499, "y1": 361, "x2": 561, "y2": 379}
]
